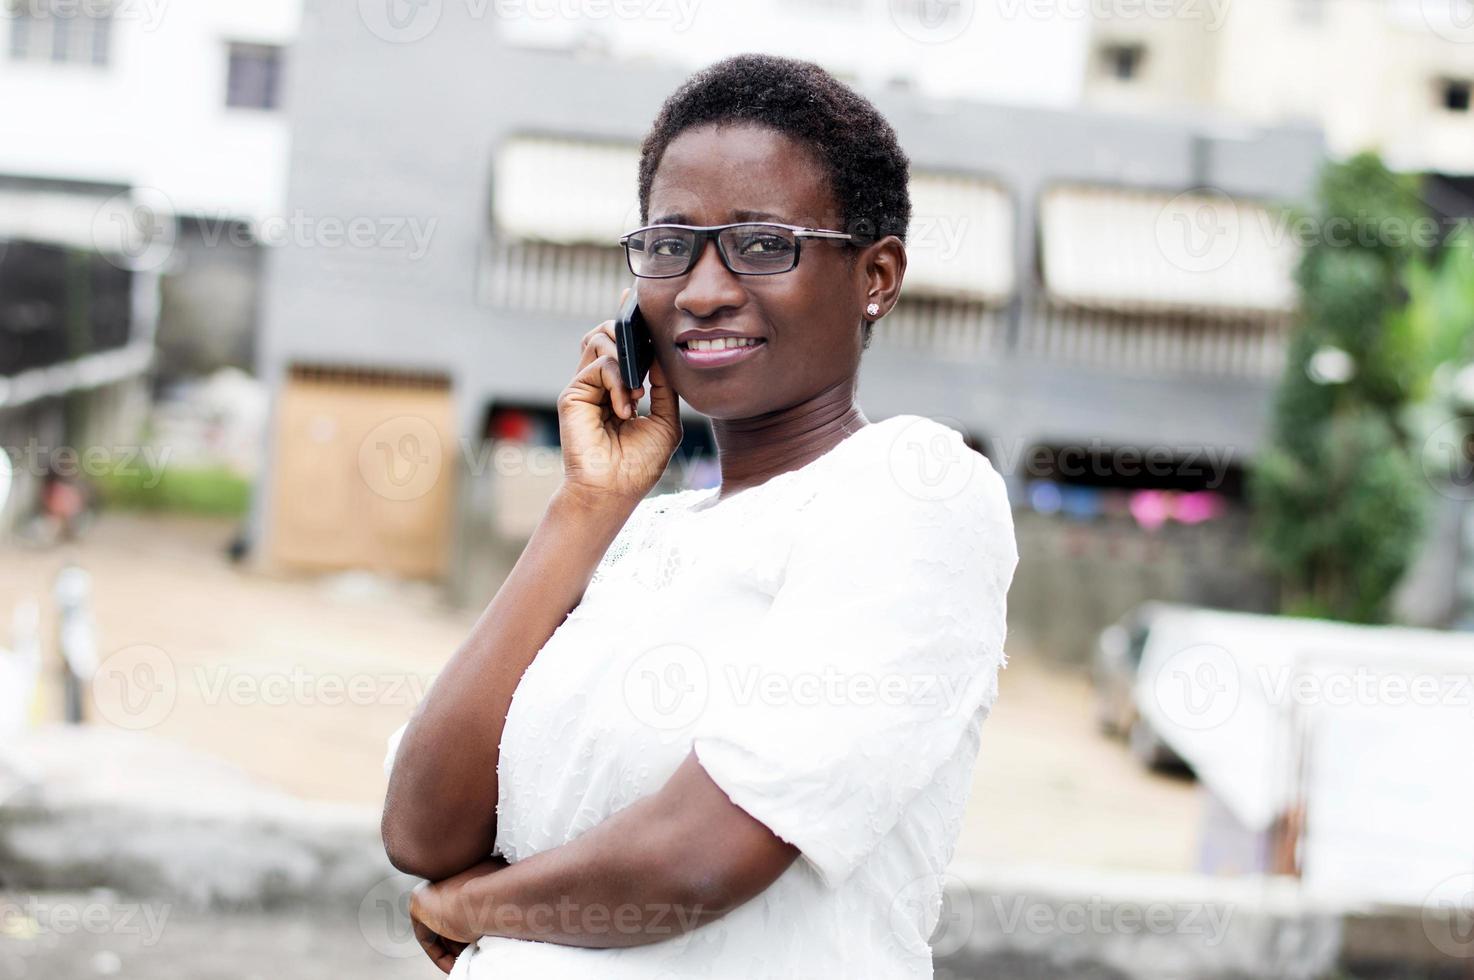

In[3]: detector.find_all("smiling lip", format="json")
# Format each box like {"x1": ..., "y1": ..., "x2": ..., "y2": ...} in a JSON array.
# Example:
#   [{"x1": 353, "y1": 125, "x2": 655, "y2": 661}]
[{"x1": 676, "y1": 339, "x2": 768, "y2": 368}]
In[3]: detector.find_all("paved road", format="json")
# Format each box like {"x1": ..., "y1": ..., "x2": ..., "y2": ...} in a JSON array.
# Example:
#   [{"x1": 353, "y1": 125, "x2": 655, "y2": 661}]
[{"x1": 0, "y1": 891, "x2": 1143, "y2": 980}]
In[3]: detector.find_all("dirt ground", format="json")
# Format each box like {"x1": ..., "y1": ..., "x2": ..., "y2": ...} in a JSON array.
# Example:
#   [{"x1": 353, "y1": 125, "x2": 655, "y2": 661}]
[{"x1": 2, "y1": 512, "x2": 1199, "y2": 876}]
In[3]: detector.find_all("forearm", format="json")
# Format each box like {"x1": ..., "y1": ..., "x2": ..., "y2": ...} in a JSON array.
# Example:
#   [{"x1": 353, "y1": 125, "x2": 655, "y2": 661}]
[
  {"x1": 439, "y1": 793, "x2": 721, "y2": 949},
  {"x1": 382, "y1": 485, "x2": 637, "y2": 880},
  {"x1": 417, "y1": 754, "x2": 799, "y2": 950}
]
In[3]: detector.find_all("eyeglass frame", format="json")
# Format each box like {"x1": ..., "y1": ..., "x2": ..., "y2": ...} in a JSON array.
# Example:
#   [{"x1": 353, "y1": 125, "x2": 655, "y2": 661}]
[{"x1": 617, "y1": 222, "x2": 860, "y2": 279}]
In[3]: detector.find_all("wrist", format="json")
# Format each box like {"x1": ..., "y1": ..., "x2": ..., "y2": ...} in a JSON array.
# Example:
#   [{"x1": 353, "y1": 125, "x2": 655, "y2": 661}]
[{"x1": 551, "y1": 482, "x2": 643, "y2": 521}]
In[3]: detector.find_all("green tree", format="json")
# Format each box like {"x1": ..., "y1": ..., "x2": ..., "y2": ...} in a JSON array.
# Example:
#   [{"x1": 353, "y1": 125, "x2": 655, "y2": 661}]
[{"x1": 1250, "y1": 153, "x2": 1434, "y2": 622}]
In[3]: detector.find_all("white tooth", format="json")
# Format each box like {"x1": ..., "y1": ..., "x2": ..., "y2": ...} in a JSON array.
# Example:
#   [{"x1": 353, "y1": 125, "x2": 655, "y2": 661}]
[{"x1": 695, "y1": 339, "x2": 711, "y2": 351}]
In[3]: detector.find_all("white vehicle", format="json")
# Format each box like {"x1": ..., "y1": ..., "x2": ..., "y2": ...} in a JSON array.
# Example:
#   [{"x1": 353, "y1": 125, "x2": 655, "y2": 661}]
[{"x1": 1128, "y1": 604, "x2": 1474, "y2": 905}]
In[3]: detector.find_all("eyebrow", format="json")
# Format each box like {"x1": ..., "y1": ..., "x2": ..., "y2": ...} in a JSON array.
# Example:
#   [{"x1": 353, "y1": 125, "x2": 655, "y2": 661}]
[{"x1": 649, "y1": 208, "x2": 791, "y2": 225}]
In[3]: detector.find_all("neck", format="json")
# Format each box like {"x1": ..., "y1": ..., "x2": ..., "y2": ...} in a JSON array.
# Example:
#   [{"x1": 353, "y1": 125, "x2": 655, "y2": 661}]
[{"x1": 707, "y1": 383, "x2": 869, "y2": 498}]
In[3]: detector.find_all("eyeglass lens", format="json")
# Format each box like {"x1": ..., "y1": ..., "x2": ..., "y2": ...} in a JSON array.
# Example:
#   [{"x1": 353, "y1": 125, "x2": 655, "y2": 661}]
[{"x1": 624, "y1": 224, "x2": 798, "y2": 278}]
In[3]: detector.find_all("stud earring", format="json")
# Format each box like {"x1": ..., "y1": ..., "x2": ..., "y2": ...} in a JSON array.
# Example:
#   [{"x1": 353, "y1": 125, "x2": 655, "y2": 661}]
[{"x1": 866, "y1": 302, "x2": 881, "y2": 317}]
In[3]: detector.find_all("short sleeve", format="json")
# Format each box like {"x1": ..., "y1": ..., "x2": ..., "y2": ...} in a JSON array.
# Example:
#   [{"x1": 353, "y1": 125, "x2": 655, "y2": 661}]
[
  {"x1": 690, "y1": 423, "x2": 1018, "y2": 889},
  {"x1": 383, "y1": 721, "x2": 408, "y2": 779}
]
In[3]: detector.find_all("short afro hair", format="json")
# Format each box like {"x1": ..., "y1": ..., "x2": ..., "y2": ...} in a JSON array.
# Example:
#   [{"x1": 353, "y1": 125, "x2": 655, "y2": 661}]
[{"x1": 637, "y1": 53, "x2": 911, "y2": 350}]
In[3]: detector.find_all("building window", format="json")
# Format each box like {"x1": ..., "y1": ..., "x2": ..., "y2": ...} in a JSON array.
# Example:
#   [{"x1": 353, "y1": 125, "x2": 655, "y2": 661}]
[
  {"x1": 1440, "y1": 77, "x2": 1471, "y2": 113},
  {"x1": 7, "y1": 0, "x2": 112, "y2": 66},
  {"x1": 1099, "y1": 42, "x2": 1146, "y2": 82},
  {"x1": 225, "y1": 42, "x2": 283, "y2": 110}
]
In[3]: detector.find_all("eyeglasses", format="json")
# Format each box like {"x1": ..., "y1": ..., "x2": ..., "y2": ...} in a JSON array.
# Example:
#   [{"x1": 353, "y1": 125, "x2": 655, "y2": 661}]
[{"x1": 619, "y1": 222, "x2": 857, "y2": 279}]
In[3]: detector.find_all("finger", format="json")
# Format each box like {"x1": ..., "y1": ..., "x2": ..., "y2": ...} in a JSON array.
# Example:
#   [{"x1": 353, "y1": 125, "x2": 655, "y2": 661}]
[
  {"x1": 597, "y1": 356, "x2": 636, "y2": 420},
  {"x1": 578, "y1": 320, "x2": 617, "y2": 371},
  {"x1": 645, "y1": 356, "x2": 679, "y2": 424},
  {"x1": 413, "y1": 919, "x2": 458, "y2": 975},
  {"x1": 567, "y1": 354, "x2": 632, "y2": 421}
]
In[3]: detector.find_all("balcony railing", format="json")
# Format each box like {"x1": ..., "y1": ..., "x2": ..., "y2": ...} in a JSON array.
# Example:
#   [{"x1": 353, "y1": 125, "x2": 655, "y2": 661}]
[{"x1": 478, "y1": 237, "x2": 1294, "y2": 380}]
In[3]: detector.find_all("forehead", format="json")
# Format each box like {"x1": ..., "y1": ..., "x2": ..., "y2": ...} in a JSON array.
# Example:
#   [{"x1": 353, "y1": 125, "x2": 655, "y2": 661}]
[{"x1": 648, "y1": 122, "x2": 839, "y2": 227}]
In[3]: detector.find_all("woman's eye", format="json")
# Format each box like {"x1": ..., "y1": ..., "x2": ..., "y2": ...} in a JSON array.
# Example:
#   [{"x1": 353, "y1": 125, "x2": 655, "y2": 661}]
[
  {"x1": 651, "y1": 237, "x2": 689, "y2": 257},
  {"x1": 739, "y1": 235, "x2": 793, "y2": 255}
]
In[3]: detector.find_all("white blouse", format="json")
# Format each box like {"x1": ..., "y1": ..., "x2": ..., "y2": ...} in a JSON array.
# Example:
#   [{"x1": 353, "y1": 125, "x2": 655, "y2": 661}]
[{"x1": 384, "y1": 413, "x2": 1019, "y2": 979}]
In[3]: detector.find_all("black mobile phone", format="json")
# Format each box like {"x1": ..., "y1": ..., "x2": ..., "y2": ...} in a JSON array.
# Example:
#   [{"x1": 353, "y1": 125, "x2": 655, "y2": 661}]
[{"x1": 614, "y1": 282, "x2": 654, "y2": 392}]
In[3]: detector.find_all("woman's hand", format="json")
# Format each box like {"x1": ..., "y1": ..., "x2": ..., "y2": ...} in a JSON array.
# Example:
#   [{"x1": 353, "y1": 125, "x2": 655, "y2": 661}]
[
  {"x1": 409, "y1": 857, "x2": 510, "y2": 973},
  {"x1": 558, "y1": 287, "x2": 682, "y2": 505}
]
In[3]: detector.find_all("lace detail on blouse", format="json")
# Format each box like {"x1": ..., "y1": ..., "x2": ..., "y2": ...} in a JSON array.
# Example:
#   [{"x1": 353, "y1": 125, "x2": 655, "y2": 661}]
[{"x1": 384, "y1": 413, "x2": 1020, "y2": 980}]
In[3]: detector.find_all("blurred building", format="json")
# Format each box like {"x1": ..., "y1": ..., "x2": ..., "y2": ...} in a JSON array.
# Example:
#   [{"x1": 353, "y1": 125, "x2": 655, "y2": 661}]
[
  {"x1": 254, "y1": 2, "x2": 1325, "y2": 658},
  {"x1": 1083, "y1": 0, "x2": 1474, "y2": 175},
  {"x1": 0, "y1": 0, "x2": 298, "y2": 524}
]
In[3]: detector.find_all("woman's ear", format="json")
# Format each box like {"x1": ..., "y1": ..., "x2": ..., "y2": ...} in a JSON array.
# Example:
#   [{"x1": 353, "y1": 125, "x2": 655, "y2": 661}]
[{"x1": 858, "y1": 235, "x2": 906, "y2": 321}]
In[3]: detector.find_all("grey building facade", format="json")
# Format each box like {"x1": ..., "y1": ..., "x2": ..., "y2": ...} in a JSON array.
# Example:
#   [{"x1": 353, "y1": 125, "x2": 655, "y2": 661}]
[{"x1": 256, "y1": 1, "x2": 1328, "y2": 655}]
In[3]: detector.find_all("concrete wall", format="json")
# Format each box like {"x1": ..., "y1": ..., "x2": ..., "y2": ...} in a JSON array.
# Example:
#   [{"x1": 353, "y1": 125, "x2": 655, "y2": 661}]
[{"x1": 256, "y1": 0, "x2": 1326, "y2": 479}]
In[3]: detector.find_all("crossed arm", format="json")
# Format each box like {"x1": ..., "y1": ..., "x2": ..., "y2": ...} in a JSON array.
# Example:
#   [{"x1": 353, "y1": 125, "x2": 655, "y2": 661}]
[
  {"x1": 408, "y1": 752, "x2": 799, "y2": 969},
  {"x1": 381, "y1": 488, "x2": 798, "y2": 965}
]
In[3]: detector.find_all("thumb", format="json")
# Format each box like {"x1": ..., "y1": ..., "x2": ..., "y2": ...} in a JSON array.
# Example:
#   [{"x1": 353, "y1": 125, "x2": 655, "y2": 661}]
[{"x1": 645, "y1": 356, "x2": 679, "y2": 424}]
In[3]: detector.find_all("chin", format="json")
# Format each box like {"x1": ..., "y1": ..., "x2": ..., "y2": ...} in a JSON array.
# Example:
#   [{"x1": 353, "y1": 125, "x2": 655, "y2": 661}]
[{"x1": 673, "y1": 384, "x2": 769, "y2": 421}]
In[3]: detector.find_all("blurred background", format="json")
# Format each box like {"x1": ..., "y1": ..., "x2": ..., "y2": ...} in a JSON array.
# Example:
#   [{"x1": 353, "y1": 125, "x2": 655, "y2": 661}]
[{"x1": 2, "y1": 0, "x2": 1474, "y2": 977}]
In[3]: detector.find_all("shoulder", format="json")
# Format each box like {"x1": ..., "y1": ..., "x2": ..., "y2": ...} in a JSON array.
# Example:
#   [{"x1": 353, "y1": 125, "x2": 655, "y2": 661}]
[{"x1": 820, "y1": 415, "x2": 1014, "y2": 532}]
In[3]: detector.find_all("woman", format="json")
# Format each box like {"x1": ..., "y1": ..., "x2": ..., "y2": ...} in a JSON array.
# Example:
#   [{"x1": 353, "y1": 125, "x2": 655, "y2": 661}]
[{"x1": 381, "y1": 52, "x2": 1019, "y2": 979}]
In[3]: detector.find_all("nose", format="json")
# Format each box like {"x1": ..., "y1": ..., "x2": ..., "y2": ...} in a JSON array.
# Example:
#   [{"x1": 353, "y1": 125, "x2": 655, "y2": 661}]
[{"x1": 673, "y1": 235, "x2": 745, "y2": 319}]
